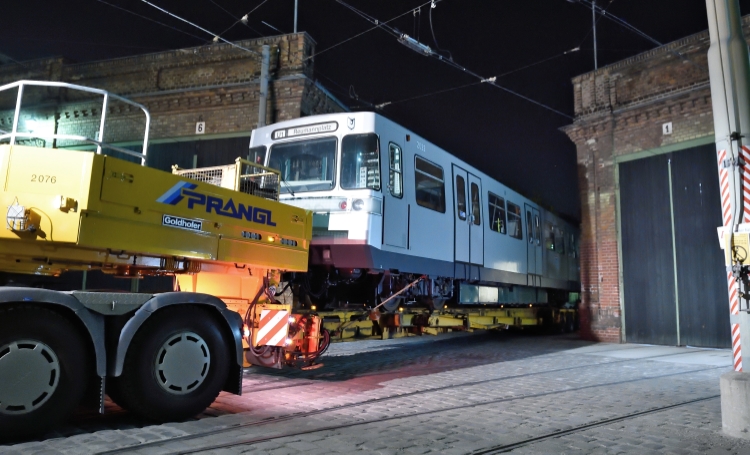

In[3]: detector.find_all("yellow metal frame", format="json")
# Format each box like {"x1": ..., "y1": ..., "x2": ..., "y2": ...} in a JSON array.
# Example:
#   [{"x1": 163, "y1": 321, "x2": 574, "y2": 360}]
[
  {"x1": 0, "y1": 144, "x2": 312, "y2": 277},
  {"x1": 307, "y1": 306, "x2": 571, "y2": 342}
]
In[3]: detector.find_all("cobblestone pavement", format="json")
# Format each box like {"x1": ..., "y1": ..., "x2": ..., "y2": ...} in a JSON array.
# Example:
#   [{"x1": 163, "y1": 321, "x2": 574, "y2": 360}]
[{"x1": 3, "y1": 331, "x2": 748, "y2": 454}]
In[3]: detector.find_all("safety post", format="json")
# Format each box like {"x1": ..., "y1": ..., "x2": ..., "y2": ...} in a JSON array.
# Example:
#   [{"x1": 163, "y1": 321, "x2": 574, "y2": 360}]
[{"x1": 706, "y1": 0, "x2": 750, "y2": 438}]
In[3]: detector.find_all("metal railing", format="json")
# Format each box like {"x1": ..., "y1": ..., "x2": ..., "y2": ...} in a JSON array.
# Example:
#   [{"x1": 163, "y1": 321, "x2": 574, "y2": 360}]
[
  {"x1": 0, "y1": 80, "x2": 150, "y2": 165},
  {"x1": 172, "y1": 157, "x2": 280, "y2": 201}
]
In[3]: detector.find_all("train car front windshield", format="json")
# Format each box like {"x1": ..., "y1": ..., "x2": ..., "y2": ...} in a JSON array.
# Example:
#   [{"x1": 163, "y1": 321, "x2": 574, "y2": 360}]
[
  {"x1": 267, "y1": 133, "x2": 381, "y2": 194},
  {"x1": 268, "y1": 137, "x2": 337, "y2": 193}
]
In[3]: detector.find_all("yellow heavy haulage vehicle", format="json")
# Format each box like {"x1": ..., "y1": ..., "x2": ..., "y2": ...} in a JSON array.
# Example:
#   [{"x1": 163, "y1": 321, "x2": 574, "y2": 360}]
[{"x1": 0, "y1": 81, "x2": 321, "y2": 440}]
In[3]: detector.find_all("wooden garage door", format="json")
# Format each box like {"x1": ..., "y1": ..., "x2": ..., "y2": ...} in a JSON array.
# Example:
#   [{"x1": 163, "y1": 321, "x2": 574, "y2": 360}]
[{"x1": 620, "y1": 143, "x2": 730, "y2": 348}]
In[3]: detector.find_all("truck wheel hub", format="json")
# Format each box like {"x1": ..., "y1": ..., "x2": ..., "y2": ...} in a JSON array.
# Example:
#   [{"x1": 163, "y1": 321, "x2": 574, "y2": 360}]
[
  {"x1": 0, "y1": 340, "x2": 60, "y2": 414},
  {"x1": 155, "y1": 332, "x2": 210, "y2": 395}
]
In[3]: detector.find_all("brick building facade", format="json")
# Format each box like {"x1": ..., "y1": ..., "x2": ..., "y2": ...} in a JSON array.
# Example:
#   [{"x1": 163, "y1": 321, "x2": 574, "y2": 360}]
[
  {"x1": 561, "y1": 18, "x2": 749, "y2": 343},
  {"x1": 0, "y1": 32, "x2": 345, "y2": 157}
]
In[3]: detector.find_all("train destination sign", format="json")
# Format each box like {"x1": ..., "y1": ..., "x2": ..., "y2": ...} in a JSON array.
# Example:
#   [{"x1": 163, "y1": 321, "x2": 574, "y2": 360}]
[{"x1": 272, "y1": 121, "x2": 338, "y2": 140}]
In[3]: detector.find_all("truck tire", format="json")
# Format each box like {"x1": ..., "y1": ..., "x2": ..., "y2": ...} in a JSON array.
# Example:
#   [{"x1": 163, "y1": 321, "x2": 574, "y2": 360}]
[
  {"x1": 0, "y1": 305, "x2": 90, "y2": 442},
  {"x1": 112, "y1": 306, "x2": 230, "y2": 422}
]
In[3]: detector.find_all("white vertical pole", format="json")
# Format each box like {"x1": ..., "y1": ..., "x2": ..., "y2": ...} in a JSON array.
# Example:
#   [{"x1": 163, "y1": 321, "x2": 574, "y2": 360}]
[
  {"x1": 10, "y1": 84, "x2": 24, "y2": 146},
  {"x1": 592, "y1": 0, "x2": 598, "y2": 70},
  {"x1": 97, "y1": 93, "x2": 108, "y2": 155},
  {"x1": 294, "y1": 0, "x2": 298, "y2": 33}
]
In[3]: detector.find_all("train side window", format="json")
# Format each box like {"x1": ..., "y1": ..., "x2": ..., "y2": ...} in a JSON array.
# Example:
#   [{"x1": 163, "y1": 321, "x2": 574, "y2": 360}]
[
  {"x1": 570, "y1": 233, "x2": 577, "y2": 258},
  {"x1": 249, "y1": 145, "x2": 267, "y2": 165},
  {"x1": 488, "y1": 192, "x2": 506, "y2": 234},
  {"x1": 389, "y1": 143, "x2": 403, "y2": 198},
  {"x1": 342, "y1": 133, "x2": 380, "y2": 190},
  {"x1": 506, "y1": 202, "x2": 523, "y2": 240},
  {"x1": 455, "y1": 175, "x2": 467, "y2": 220},
  {"x1": 545, "y1": 222, "x2": 556, "y2": 251},
  {"x1": 470, "y1": 183, "x2": 481, "y2": 225},
  {"x1": 534, "y1": 214, "x2": 541, "y2": 245},
  {"x1": 414, "y1": 156, "x2": 446, "y2": 213},
  {"x1": 555, "y1": 227, "x2": 565, "y2": 253}
]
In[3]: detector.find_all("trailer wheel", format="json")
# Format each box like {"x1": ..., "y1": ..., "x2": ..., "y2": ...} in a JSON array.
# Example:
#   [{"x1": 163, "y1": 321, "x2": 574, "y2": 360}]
[
  {"x1": 112, "y1": 306, "x2": 230, "y2": 422},
  {"x1": 0, "y1": 305, "x2": 90, "y2": 442}
]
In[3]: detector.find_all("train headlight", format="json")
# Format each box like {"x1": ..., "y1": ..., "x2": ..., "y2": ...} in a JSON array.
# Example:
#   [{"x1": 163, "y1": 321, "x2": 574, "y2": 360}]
[{"x1": 352, "y1": 199, "x2": 364, "y2": 211}]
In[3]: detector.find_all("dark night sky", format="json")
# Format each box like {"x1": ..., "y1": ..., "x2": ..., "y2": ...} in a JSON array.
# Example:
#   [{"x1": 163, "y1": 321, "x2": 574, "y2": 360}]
[{"x1": 4, "y1": 0, "x2": 750, "y2": 221}]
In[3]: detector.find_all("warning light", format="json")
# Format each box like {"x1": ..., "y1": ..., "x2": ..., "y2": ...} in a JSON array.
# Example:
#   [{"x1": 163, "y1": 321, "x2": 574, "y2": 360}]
[
  {"x1": 311, "y1": 305, "x2": 317, "y2": 310},
  {"x1": 267, "y1": 236, "x2": 275, "y2": 242},
  {"x1": 339, "y1": 200, "x2": 348, "y2": 210},
  {"x1": 285, "y1": 338, "x2": 292, "y2": 346},
  {"x1": 242, "y1": 324, "x2": 250, "y2": 338},
  {"x1": 398, "y1": 307, "x2": 403, "y2": 312},
  {"x1": 288, "y1": 316, "x2": 296, "y2": 324}
]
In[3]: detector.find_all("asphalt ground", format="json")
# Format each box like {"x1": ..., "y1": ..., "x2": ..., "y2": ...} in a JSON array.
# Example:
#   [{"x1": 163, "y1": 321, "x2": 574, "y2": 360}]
[{"x1": 2, "y1": 330, "x2": 748, "y2": 454}]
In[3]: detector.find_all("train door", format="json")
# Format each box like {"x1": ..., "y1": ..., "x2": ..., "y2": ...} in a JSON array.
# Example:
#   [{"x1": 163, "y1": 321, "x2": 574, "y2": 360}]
[
  {"x1": 525, "y1": 204, "x2": 543, "y2": 278},
  {"x1": 383, "y1": 142, "x2": 408, "y2": 248},
  {"x1": 532, "y1": 208, "x2": 542, "y2": 274},
  {"x1": 468, "y1": 174, "x2": 484, "y2": 265},
  {"x1": 453, "y1": 165, "x2": 483, "y2": 265},
  {"x1": 453, "y1": 166, "x2": 470, "y2": 263}
]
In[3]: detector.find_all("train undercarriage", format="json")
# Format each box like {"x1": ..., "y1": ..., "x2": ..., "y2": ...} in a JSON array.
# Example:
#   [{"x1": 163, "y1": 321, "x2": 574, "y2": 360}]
[{"x1": 281, "y1": 266, "x2": 579, "y2": 342}]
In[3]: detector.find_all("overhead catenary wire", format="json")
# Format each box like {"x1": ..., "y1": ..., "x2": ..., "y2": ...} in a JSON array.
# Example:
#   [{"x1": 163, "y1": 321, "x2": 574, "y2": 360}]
[
  {"x1": 215, "y1": 0, "x2": 271, "y2": 40},
  {"x1": 577, "y1": 0, "x2": 662, "y2": 47},
  {"x1": 496, "y1": 46, "x2": 580, "y2": 78},
  {"x1": 310, "y1": 69, "x2": 378, "y2": 109},
  {"x1": 568, "y1": 0, "x2": 707, "y2": 72},
  {"x1": 573, "y1": 0, "x2": 618, "y2": 47},
  {"x1": 139, "y1": 0, "x2": 260, "y2": 57},
  {"x1": 307, "y1": 0, "x2": 442, "y2": 62},
  {"x1": 375, "y1": 47, "x2": 580, "y2": 109},
  {"x1": 102, "y1": 0, "x2": 373, "y2": 110},
  {"x1": 428, "y1": 0, "x2": 452, "y2": 61},
  {"x1": 413, "y1": 7, "x2": 421, "y2": 41},
  {"x1": 0, "y1": 51, "x2": 30, "y2": 69},
  {"x1": 337, "y1": 0, "x2": 572, "y2": 119},
  {"x1": 262, "y1": 21, "x2": 285, "y2": 34},
  {"x1": 94, "y1": 0, "x2": 206, "y2": 42},
  {"x1": 206, "y1": 0, "x2": 240, "y2": 21},
  {"x1": 203, "y1": 0, "x2": 265, "y2": 38}
]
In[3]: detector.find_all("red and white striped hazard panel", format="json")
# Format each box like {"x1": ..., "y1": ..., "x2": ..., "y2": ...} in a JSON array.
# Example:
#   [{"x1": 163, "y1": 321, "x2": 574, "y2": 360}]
[
  {"x1": 255, "y1": 309, "x2": 289, "y2": 347},
  {"x1": 717, "y1": 148, "x2": 744, "y2": 372}
]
